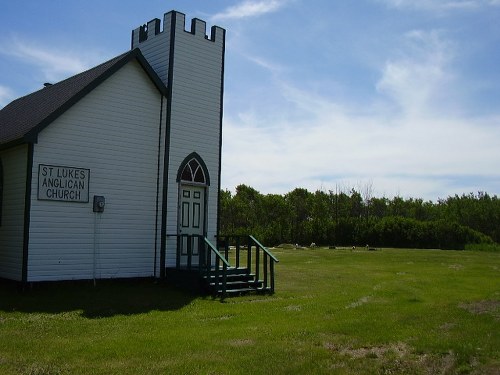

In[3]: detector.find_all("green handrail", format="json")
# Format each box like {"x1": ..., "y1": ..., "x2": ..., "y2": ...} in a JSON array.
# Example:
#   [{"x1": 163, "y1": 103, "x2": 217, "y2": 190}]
[
  {"x1": 216, "y1": 234, "x2": 279, "y2": 294},
  {"x1": 166, "y1": 234, "x2": 232, "y2": 297},
  {"x1": 201, "y1": 236, "x2": 229, "y2": 298},
  {"x1": 202, "y1": 236, "x2": 230, "y2": 268},
  {"x1": 249, "y1": 235, "x2": 279, "y2": 263}
]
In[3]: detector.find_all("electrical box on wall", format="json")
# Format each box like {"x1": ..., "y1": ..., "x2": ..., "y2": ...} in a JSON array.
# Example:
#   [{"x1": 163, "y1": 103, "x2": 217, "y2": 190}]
[{"x1": 93, "y1": 195, "x2": 105, "y2": 213}]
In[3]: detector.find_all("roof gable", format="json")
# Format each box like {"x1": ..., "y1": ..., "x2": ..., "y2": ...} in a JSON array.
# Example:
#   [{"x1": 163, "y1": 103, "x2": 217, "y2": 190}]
[{"x1": 0, "y1": 49, "x2": 166, "y2": 149}]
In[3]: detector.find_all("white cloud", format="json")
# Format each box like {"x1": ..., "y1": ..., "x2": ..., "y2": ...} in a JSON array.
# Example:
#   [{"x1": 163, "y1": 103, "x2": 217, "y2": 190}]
[
  {"x1": 244, "y1": 55, "x2": 285, "y2": 74},
  {"x1": 212, "y1": 0, "x2": 286, "y2": 21},
  {"x1": 376, "y1": 30, "x2": 455, "y2": 116},
  {"x1": 221, "y1": 30, "x2": 500, "y2": 200},
  {"x1": 222, "y1": 89, "x2": 500, "y2": 200},
  {"x1": 0, "y1": 85, "x2": 14, "y2": 108},
  {"x1": 0, "y1": 37, "x2": 104, "y2": 83}
]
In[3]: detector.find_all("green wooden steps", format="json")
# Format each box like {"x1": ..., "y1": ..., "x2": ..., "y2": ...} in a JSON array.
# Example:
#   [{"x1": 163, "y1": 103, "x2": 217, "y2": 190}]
[{"x1": 202, "y1": 267, "x2": 269, "y2": 296}]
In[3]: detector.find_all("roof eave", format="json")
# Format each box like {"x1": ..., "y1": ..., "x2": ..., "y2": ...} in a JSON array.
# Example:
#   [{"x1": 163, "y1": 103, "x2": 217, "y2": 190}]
[
  {"x1": 21, "y1": 50, "x2": 167, "y2": 143},
  {"x1": 1, "y1": 49, "x2": 167, "y2": 148},
  {"x1": 0, "y1": 138, "x2": 30, "y2": 152},
  {"x1": 132, "y1": 49, "x2": 168, "y2": 97}
]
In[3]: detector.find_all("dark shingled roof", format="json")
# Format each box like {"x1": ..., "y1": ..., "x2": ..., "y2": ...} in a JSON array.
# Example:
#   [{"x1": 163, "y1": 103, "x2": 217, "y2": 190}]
[{"x1": 0, "y1": 48, "x2": 167, "y2": 149}]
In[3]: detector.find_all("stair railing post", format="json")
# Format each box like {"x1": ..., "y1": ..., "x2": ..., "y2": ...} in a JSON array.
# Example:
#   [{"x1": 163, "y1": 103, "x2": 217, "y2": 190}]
[
  {"x1": 222, "y1": 261, "x2": 227, "y2": 299},
  {"x1": 205, "y1": 237, "x2": 210, "y2": 274},
  {"x1": 187, "y1": 235, "x2": 192, "y2": 271},
  {"x1": 255, "y1": 243, "x2": 260, "y2": 283},
  {"x1": 270, "y1": 259, "x2": 275, "y2": 293},
  {"x1": 235, "y1": 236, "x2": 240, "y2": 269},
  {"x1": 198, "y1": 235, "x2": 204, "y2": 274},
  {"x1": 263, "y1": 253, "x2": 268, "y2": 289},
  {"x1": 207, "y1": 243, "x2": 212, "y2": 271},
  {"x1": 176, "y1": 234, "x2": 181, "y2": 270},
  {"x1": 224, "y1": 237, "x2": 229, "y2": 262},
  {"x1": 224, "y1": 237, "x2": 231, "y2": 268},
  {"x1": 214, "y1": 257, "x2": 220, "y2": 297},
  {"x1": 247, "y1": 236, "x2": 252, "y2": 276}
]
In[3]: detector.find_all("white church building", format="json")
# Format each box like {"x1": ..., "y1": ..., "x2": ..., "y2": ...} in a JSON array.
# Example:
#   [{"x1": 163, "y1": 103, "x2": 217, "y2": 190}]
[
  {"x1": 0, "y1": 10, "x2": 277, "y2": 294},
  {"x1": 0, "y1": 10, "x2": 225, "y2": 282}
]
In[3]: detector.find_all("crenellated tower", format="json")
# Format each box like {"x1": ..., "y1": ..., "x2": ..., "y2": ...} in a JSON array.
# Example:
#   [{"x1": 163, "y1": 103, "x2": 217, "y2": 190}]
[
  {"x1": 132, "y1": 11, "x2": 225, "y2": 86},
  {"x1": 132, "y1": 11, "x2": 226, "y2": 272}
]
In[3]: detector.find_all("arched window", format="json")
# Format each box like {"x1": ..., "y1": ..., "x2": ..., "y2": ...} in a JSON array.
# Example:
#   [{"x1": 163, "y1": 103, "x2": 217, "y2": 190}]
[
  {"x1": 176, "y1": 153, "x2": 210, "y2": 186},
  {"x1": 181, "y1": 159, "x2": 206, "y2": 184}
]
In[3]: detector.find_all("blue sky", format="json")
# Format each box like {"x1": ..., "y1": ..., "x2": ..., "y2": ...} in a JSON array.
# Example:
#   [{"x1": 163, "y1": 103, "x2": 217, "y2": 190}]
[{"x1": 1, "y1": 0, "x2": 499, "y2": 200}]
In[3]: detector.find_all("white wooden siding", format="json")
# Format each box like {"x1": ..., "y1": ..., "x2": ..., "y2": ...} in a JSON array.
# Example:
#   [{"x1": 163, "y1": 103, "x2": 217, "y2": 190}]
[
  {"x1": 131, "y1": 13, "x2": 173, "y2": 85},
  {"x1": 165, "y1": 15, "x2": 224, "y2": 266},
  {"x1": 0, "y1": 144, "x2": 27, "y2": 281},
  {"x1": 28, "y1": 60, "x2": 165, "y2": 281},
  {"x1": 134, "y1": 12, "x2": 224, "y2": 267}
]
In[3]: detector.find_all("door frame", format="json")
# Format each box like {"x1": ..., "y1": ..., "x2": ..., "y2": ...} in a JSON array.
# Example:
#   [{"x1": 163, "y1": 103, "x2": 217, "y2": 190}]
[{"x1": 175, "y1": 153, "x2": 210, "y2": 267}]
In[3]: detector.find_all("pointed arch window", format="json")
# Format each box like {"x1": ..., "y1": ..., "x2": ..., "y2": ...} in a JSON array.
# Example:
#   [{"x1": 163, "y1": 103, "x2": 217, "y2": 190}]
[
  {"x1": 176, "y1": 152, "x2": 210, "y2": 186},
  {"x1": 180, "y1": 159, "x2": 206, "y2": 184}
]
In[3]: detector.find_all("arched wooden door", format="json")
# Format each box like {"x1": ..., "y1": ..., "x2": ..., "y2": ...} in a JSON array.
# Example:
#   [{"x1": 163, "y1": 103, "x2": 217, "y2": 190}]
[{"x1": 177, "y1": 154, "x2": 209, "y2": 267}]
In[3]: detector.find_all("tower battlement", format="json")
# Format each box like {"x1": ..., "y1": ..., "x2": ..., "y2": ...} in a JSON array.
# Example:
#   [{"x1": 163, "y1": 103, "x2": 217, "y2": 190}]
[{"x1": 131, "y1": 10, "x2": 225, "y2": 48}]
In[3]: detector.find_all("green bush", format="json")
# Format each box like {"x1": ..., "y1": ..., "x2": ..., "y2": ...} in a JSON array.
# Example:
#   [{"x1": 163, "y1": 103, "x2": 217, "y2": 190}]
[
  {"x1": 220, "y1": 186, "x2": 499, "y2": 249},
  {"x1": 350, "y1": 217, "x2": 493, "y2": 250},
  {"x1": 465, "y1": 243, "x2": 500, "y2": 252}
]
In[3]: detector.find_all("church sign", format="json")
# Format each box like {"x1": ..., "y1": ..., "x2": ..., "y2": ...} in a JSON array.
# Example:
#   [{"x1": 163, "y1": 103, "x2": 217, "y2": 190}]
[{"x1": 38, "y1": 164, "x2": 90, "y2": 203}]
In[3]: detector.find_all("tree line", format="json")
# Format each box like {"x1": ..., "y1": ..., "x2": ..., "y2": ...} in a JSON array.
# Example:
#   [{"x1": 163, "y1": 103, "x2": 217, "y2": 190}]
[{"x1": 219, "y1": 185, "x2": 500, "y2": 249}]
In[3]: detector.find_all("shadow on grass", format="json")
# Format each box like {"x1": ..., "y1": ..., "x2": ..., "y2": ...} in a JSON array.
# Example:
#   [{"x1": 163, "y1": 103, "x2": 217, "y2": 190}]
[{"x1": 0, "y1": 278, "x2": 198, "y2": 318}]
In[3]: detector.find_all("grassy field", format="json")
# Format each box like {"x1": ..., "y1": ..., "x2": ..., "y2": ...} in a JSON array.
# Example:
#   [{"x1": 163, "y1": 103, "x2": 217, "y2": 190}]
[{"x1": 0, "y1": 247, "x2": 499, "y2": 374}]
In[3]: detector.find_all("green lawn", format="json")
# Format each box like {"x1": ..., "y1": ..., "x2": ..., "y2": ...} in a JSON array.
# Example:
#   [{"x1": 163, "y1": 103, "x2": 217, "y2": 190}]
[{"x1": 1, "y1": 247, "x2": 499, "y2": 374}]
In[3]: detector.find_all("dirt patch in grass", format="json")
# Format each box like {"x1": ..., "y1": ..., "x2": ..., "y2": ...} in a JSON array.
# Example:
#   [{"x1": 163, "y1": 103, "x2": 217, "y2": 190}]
[
  {"x1": 345, "y1": 296, "x2": 371, "y2": 309},
  {"x1": 325, "y1": 342, "x2": 463, "y2": 374},
  {"x1": 459, "y1": 300, "x2": 500, "y2": 319},
  {"x1": 338, "y1": 342, "x2": 410, "y2": 359},
  {"x1": 19, "y1": 363, "x2": 68, "y2": 375},
  {"x1": 414, "y1": 351, "x2": 457, "y2": 374},
  {"x1": 284, "y1": 304, "x2": 302, "y2": 311},
  {"x1": 439, "y1": 322, "x2": 457, "y2": 331}
]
